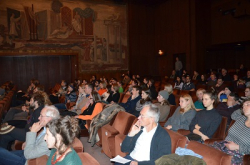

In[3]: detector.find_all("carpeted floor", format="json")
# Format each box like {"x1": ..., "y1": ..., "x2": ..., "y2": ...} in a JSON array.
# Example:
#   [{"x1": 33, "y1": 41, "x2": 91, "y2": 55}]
[{"x1": 80, "y1": 137, "x2": 113, "y2": 165}]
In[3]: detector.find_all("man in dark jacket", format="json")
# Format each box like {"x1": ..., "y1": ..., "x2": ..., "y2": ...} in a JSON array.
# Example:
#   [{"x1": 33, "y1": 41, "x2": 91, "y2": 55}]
[{"x1": 116, "y1": 104, "x2": 171, "y2": 165}]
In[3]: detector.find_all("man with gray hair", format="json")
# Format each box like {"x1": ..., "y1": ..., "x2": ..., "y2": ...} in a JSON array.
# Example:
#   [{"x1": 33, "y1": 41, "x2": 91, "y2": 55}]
[
  {"x1": 116, "y1": 104, "x2": 171, "y2": 165},
  {"x1": 0, "y1": 105, "x2": 60, "y2": 165}
]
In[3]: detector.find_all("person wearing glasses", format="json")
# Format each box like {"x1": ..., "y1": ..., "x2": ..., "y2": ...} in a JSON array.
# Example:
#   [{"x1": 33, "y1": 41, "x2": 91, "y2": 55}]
[
  {"x1": 212, "y1": 99, "x2": 250, "y2": 164},
  {"x1": 0, "y1": 105, "x2": 60, "y2": 165},
  {"x1": 115, "y1": 104, "x2": 171, "y2": 165},
  {"x1": 238, "y1": 87, "x2": 250, "y2": 104}
]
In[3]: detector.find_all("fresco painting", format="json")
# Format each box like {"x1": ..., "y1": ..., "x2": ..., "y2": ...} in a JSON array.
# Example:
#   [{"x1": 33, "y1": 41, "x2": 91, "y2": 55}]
[{"x1": 0, "y1": 0, "x2": 128, "y2": 72}]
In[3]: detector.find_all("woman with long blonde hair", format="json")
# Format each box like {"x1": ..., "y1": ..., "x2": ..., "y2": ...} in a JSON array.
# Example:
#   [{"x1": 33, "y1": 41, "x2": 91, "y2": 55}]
[{"x1": 164, "y1": 94, "x2": 196, "y2": 131}]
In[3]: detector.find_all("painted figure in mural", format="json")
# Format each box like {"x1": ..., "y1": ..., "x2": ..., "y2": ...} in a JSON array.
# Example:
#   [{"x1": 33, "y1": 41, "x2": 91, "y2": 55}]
[
  {"x1": 90, "y1": 38, "x2": 95, "y2": 61},
  {"x1": 82, "y1": 39, "x2": 95, "y2": 62},
  {"x1": 102, "y1": 38, "x2": 107, "y2": 61},
  {"x1": 50, "y1": 22, "x2": 72, "y2": 39},
  {"x1": 72, "y1": 12, "x2": 82, "y2": 35},
  {"x1": 9, "y1": 13, "x2": 21, "y2": 39}
]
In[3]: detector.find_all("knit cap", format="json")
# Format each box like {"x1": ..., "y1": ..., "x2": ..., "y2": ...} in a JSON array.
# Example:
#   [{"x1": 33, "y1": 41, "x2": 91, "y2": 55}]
[{"x1": 159, "y1": 90, "x2": 169, "y2": 100}]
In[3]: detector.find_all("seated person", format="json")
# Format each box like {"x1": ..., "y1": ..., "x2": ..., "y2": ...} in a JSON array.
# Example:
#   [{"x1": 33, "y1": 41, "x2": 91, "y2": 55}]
[
  {"x1": 218, "y1": 86, "x2": 233, "y2": 102},
  {"x1": 187, "y1": 91, "x2": 222, "y2": 142},
  {"x1": 212, "y1": 99, "x2": 250, "y2": 164},
  {"x1": 173, "y1": 76, "x2": 183, "y2": 90},
  {"x1": 169, "y1": 70, "x2": 176, "y2": 79},
  {"x1": 119, "y1": 86, "x2": 142, "y2": 114},
  {"x1": 57, "y1": 80, "x2": 67, "y2": 97},
  {"x1": 182, "y1": 75, "x2": 195, "y2": 91},
  {"x1": 236, "y1": 78, "x2": 246, "y2": 89},
  {"x1": 194, "y1": 88, "x2": 206, "y2": 111},
  {"x1": 154, "y1": 90, "x2": 170, "y2": 122},
  {"x1": 207, "y1": 74, "x2": 217, "y2": 87},
  {"x1": 164, "y1": 83, "x2": 176, "y2": 105},
  {"x1": 97, "y1": 81, "x2": 107, "y2": 96},
  {"x1": 147, "y1": 79, "x2": 157, "y2": 100},
  {"x1": 44, "y1": 116, "x2": 81, "y2": 164},
  {"x1": 220, "y1": 68, "x2": 232, "y2": 82},
  {"x1": 165, "y1": 94, "x2": 196, "y2": 131},
  {"x1": 60, "y1": 84, "x2": 87, "y2": 116},
  {"x1": 107, "y1": 84, "x2": 120, "y2": 103},
  {"x1": 133, "y1": 88, "x2": 152, "y2": 117},
  {"x1": 238, "y1": 87, "x2": 250, "y2": 104},
  {"x1": 101, "y1": 85, "x2": 112, "y2": 103},
  {"x1": 115, "y1": 104, "x2": 171, "y2": 165},
  {"x1": 75, "y1": 92, "x2": 101, "y2": 129},
  {"x1": 214, "y1": 77, "x2": 226, "y2": 93},
  {"x1": 117, "y1": 81, "x2": 124, "y2": 93},
  {"x1": 216, "y1": 93, "x2": 241, "y2": 126},
  {"x1": 125, "y1": 79, "x2": 138, "y2": 94},
  {"x1": 0, "y1": 92, "x2": 45, "y2": 149},
  {"x1": 192, "y1": 70, "x2": 201, "y2": 81},
  {"x1": 198, "y1": 74, "x2": 207, "y2": 85},
  {"x1": 0, "y1": 105, "x2": 60, "y2": 165},
  {"x1": 54, "y1": 85, "x2": 77, "y2": 110}
]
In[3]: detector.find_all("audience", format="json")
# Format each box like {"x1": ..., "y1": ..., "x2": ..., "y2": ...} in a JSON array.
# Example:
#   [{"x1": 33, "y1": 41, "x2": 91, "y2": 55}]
[
  {"x1": 212, "y1": 99, "x2": 250, "y2": 164},
  {"x1": 147, "y1": 79, "x2": 157, "y2": 99},
  {"x1": 192, "y1": 70, "x2": 201, "y2": 81},
  {"x1": 0, "y1": 92, "x2": 45, "y2": 149},
  {"x1": 97, "y1": 81, "x2": 107, "y2": 96},
  {"x1": 238, "y1": 87, "x2": 250, "y2": 104},
  {"x1": 133, "y1": 88, "x2": 152, "y2": 117},
  {"x1": 154, "y1": 90, "x2": 170, "y2": 122},
  {"x1": 194, "y1": 88, "x2": 205, "y2": 111},
  {"x1": 165, "y1": 94, "x2": 196, "y2": 131},
  {"x1": 216, "y1": 92, "x2": 241, "y2": 126},
  {"x1": 120, "y1": 86, "x2": 142, "y2": 114},
  {"x1": 198, "y1": 74, "x2": 207, "y2": 85},
  {"x1": 116, "y1": 104, "x2": 171, "y2": 165},
  {"x1": 44, "y1": 116, "x2": 81, "y2": 165},
  {"x1": 182, "y1": 75, "x2": 195, "y2": 91},
  {"x1": 173, "y1": 76, "x2": 183, "y2": 90},
  {"x1": 187, "y1": 91, "x2": 222, "y2": 142},
  {"x1": 107, "y1": 84, "x2": 120, "y2": 103},
  {"x1": 218, "y1": 86, "x2": 233, "y2": 102},
  {"x1": 0, "y1": 105, "x2": 60, "y2": 165},
  {"x1": 220, "y1": 68, "x2": 231, "y2": 82},
  {"x1": 164, "y1": 83, "x2": 176, "y2": 105}
]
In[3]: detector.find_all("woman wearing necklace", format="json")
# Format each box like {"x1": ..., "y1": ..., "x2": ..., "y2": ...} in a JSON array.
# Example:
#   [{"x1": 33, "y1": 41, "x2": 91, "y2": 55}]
[{"x1": 44, "y1": 116, "x2": 81, "y2": 165}]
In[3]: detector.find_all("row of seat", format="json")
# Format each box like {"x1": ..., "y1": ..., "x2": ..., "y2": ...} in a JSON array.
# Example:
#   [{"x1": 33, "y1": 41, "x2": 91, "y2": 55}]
[
  {"x1": 99, "y1": 110, "x2": 233, "y2": 165},
  {"x1": 0, "y1": 85, "x2": 17, "y2": 122},
  {"x1": 14, "y1": 138, "x2": 100, "y2": 165}
]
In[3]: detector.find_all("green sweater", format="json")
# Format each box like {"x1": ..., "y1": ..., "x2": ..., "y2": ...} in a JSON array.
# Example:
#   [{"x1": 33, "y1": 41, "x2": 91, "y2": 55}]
[{"x1": 46, "y1": 148, "x2": 82, "y2": 165}]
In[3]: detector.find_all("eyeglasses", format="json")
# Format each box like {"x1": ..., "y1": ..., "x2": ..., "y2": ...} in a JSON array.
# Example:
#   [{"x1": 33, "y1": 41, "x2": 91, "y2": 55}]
[
  {"x1": 243, "y1": 103, "x2": 250, "y2": 107},
  {"x1": 39, "y1": 114, "x2": 49, "y2": 118},
  {"x1": 139, "y1": 114, "x2": 151, "y2": 119}
]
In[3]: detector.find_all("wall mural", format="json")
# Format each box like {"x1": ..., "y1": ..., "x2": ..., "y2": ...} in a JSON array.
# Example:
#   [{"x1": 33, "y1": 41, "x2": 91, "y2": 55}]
[{"x1": 0, "y1": 0, "x2": 128, "y2": 72}]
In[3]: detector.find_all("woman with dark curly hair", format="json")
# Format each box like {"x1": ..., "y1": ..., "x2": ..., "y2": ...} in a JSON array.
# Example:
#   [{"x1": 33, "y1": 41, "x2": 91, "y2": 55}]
[{"x1": 44, "y1": 116, "x2": 81, "y2": 165}]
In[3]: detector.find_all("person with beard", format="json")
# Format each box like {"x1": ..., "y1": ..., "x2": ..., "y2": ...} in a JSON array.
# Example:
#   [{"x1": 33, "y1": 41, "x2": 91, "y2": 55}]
[{"x1": 0, "y1": 92, "x2": 45, "y2": 149}]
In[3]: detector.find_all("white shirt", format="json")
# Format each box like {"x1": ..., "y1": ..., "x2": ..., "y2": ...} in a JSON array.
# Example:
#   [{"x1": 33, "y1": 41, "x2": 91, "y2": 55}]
[{"x1": 130, "y1": 125, "x2": 158, "y2": 161}]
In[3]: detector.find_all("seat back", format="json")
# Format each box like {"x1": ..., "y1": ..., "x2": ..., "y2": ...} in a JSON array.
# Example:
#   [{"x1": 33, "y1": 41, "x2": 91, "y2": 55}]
[
  {"x1": 118, "y1": 93, "x2": 125, "y2": 103},
  {"x1": 159, "y1": 105, "x2": 177, "y2": 127},
  {"x1": 121, "y1": 94, "x2": 131, "y2": 103},
  {"x1": 165, "y1": 129, "x2": 187, "y2": 153},
  {"x1": 187, "y1": 141, "x2": 232, "y2": 165},
  {"x1": 112, "y1": 111, "x2": 136, "y2": 135},
  {"x1": 211, "y1": 116, "x2": 227, "y2": 139},
  {"x1": 225, "y1": 120, "x2": 235, "y2": 137}
]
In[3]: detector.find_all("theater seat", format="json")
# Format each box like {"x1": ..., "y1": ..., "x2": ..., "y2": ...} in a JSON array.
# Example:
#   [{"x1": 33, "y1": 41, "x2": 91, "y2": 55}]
[
  {"x1": 186, "y1": 141, "x2": 232, "y2": 165},
  {"x1": 114, "y1": 119, "x2": 138, "y2": 157},
  {"x1": 159, "y1": 105, "x2": 177, "y2": 127},
  {"x1": 165, "y1": 129, "x2": 187, "y2": 153},
  {"x1": 204, "y1": 116, "x2": 227, "y2": 145},
  {"x1": 102, "y1": 111, "x2": 136, "y2": 158},
  {"x1": 178, "y1": 116, "x2": 228, "y2": 143}
]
